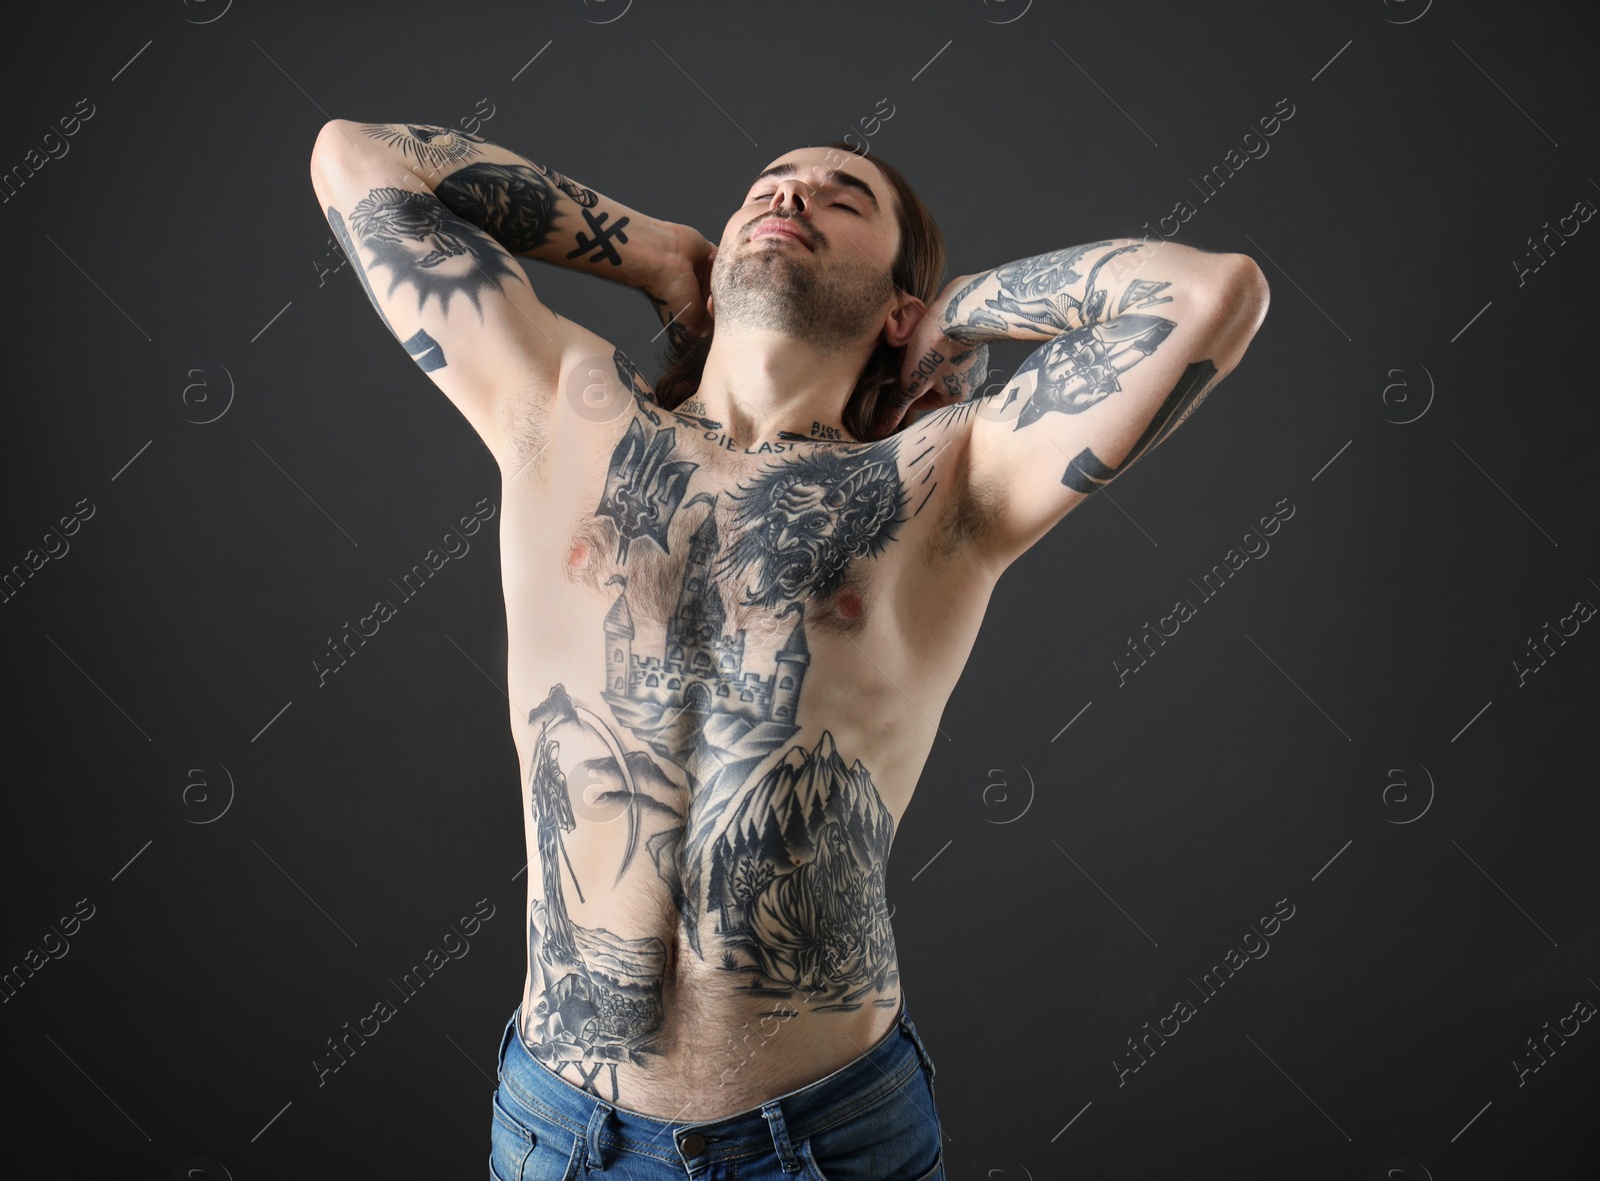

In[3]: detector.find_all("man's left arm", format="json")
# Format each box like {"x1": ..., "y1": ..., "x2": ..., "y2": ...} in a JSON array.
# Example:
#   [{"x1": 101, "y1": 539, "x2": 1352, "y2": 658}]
[{"x1": 920, "y1": 238, "x2": 1269, "y2": 565}]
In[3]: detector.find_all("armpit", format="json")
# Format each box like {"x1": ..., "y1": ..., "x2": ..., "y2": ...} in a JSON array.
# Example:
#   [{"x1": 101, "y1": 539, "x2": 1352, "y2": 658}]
[{"x1": 926, "y1": 468, "x2": 1004, "y2": 566}]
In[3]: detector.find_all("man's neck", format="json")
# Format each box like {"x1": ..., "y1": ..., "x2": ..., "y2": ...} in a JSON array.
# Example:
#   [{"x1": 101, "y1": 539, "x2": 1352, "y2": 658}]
[{"x1": 690, "y1": 325, "x2": 873, "y2": 447}]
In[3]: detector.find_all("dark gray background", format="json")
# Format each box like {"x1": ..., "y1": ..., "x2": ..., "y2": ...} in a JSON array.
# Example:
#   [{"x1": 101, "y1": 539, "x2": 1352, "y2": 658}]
[{"x1": 2, "y1": 0, "x2": 1596, "y2": 1177}]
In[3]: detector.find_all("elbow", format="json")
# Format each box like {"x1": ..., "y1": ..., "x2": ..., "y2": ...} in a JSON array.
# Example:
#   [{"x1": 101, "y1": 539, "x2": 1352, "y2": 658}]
[
  {"x1": 309, "y1": 120, "x2": 343, "y2": 187},
  {"x1": 1224, "y1": 253, "x2": 1270, "y2": 329},
  {"x1": 310, "y1": 119, "x2": 363, "y2": 171},
  {"x1": 1203, "y1": 254, "x2": 1270, "y2": 341},
  {"x1": 312, "y1": 119, "x2": 347, "y2": 156}
]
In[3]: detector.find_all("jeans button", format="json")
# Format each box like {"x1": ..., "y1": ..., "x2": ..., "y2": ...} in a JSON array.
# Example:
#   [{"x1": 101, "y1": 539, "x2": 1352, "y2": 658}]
[{"x1": 680, "y1": 1132, "x2": 707, "y2": 1155}]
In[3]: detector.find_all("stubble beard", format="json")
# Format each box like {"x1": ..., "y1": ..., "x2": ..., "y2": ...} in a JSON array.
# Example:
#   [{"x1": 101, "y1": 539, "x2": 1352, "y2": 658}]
[{"x1": 711, "y1": 234, "x2": 896, "y2": 354}]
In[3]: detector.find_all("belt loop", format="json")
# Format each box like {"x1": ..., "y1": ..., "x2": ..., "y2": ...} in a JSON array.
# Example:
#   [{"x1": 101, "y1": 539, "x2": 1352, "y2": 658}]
[
  {"x1": 584, "y1": 1101, "x2": 614, "y2": 1171},
  {"x1": 761, "y1": 1100, "x2": 804, "y2": 1172},
  {"x1": 899, "y1": 1008, "x2": 937, "y2": 1086},
  {"x1": 496, "y1": 1006, "x2": 520, "y2": 1081}
]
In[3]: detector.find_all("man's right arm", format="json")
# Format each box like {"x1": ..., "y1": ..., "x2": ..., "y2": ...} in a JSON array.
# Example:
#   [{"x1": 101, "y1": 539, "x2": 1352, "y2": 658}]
[{"x1": 308, "y1": 120, "x2": 700, "y2": 463}]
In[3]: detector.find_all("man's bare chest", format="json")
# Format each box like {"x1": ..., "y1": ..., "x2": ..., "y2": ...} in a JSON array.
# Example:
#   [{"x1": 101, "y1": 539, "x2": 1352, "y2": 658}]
[{"x1": 552, "y1": 410, "x2": 921, "y2": 642}]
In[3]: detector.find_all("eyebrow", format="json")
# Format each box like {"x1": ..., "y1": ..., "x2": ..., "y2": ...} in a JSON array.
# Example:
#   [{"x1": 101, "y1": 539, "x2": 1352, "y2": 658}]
[{"x1": 751, "y1": 163, "x2": 881, "y2": 213}]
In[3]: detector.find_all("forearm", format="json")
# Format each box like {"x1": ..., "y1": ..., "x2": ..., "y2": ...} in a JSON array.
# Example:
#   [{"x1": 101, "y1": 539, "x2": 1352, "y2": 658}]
[
  {"x1": 320, "y1": 120, "x2": 680, "y2": 295},
  {"x1": 939, "y1": 238, "x2": 1242, "y2": 346}
]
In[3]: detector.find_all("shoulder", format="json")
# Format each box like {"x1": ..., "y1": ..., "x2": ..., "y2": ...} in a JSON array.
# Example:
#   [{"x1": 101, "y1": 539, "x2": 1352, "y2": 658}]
[{"x1": 501, "y1": 321, "x2": 666, "y2": 476}]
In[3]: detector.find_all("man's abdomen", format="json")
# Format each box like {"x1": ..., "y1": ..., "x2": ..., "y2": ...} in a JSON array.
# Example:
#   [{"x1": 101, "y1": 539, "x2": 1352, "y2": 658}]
[{"x1": 512, "y1": 676, "x2": 902, "y2": 1120}]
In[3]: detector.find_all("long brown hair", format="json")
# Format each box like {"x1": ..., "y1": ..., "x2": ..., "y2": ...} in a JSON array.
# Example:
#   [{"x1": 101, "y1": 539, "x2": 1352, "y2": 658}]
[{"x1": 652, "y1": 140, "x2": 946, "y2": 440}]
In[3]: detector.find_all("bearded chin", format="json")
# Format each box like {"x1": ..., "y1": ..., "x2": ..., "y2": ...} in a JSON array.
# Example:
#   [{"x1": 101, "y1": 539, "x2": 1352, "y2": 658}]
[{"x1": 713, "y1": 252, "x2": 891, "y2": 351}]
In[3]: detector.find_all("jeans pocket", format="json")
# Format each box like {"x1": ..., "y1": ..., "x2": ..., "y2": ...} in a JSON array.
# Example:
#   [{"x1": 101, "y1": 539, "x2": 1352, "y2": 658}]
[
  {"x1": 799, "y1": 1101, "x2": 944, "y2": 1181},
  {"x1": 799, "y1": 1136, "x2": 836, "y2": 1181},
  {"x1": 800, "y1": 1137, "x2": 945, "y2": 1181},
  {"x1": 489, "y1": 1086, "x2": 580, "y2": 1181}
]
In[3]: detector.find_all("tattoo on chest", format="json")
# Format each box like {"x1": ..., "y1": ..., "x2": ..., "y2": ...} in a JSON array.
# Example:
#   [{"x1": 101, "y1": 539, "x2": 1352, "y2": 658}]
[
  {"x1": 595, "y1": 418, "x2": 705, "y2": 562},
  {"x1": 716, "y1": 441, "x2": 906, "y2": 608},
  {"x1": 520, "y1": 420, "x2": 908, "y2": 1095}
]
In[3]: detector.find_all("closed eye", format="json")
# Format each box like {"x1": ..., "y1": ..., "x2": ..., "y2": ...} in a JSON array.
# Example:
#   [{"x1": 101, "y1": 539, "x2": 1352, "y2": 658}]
[{"x1": 747, "y1": 190, "x2": 860, "y2": 214}]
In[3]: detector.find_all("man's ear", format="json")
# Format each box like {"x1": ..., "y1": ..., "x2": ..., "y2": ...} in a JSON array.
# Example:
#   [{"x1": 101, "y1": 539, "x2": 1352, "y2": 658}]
[{"x1": 882, "y1": 293, "x2": 926, "y2": 349}]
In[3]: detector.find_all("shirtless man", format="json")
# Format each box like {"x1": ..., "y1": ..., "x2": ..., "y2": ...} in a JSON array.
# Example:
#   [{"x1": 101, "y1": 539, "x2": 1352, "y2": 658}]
[{"x1": 308, "y1": 120, "x2": 1268, "y2": 1180}]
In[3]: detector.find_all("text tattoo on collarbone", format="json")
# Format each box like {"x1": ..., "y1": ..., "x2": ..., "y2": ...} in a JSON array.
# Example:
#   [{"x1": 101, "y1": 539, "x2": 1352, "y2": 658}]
[{"x1": 517, "y1": 425, "x2": 910, "y2": 1101}]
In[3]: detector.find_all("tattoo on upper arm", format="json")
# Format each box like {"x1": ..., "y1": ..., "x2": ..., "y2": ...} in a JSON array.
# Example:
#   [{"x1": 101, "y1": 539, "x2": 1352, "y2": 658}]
[
  {"x1": 347, "y1": 186, "x2": 525, "y2": 319},
  {"x1": 1000, "y1": 314, "x2": 1178, "y2": 426},
  {"x1": 943, "y1": 240, "x2": 1124, "y2": 342},
  {"x1": 359, "y1": 122, "x2": 486, "y2": 172},
  {"x1": 1057, "y1": 360, "x2": 1221, "y2": 493},
  {"x1": 972, "y1": 240, "x2": 1226, "y2": 493},
  {"x1": 1118, "y1": 278, "x2": 1174, "y2": 314},
  {"x1": 433, "y1": 163, "x2": 562, "y2": 254},
  {"x1": 327, "y1": 204, "x2": 448, "y2": 372}
]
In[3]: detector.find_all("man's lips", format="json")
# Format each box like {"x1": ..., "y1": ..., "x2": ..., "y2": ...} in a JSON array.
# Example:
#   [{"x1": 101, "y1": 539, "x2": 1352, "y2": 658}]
[{"x1": 750, "y1": 219, "x2": 813, "y2": 249}]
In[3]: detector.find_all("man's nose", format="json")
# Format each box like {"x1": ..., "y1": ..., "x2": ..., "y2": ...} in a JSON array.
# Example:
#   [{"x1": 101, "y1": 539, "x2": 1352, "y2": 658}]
[{"x1": 768, "y1": 179, "x2": 812, "y2": 214}]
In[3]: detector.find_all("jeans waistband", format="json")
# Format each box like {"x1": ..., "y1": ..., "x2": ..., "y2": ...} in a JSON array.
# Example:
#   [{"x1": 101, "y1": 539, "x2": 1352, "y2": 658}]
[{"x1": 495, "y1": 994, "x2": 936, "y2": 1166}]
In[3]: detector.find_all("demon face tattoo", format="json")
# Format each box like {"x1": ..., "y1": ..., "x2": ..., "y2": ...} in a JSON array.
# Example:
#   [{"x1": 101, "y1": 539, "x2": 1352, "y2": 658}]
[{"x1": 716, "y1": 441, "x2": 905, "y2": 609}]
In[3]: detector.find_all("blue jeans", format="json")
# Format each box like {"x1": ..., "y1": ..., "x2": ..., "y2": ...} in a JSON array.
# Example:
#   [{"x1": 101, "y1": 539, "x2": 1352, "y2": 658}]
[{"x1": 489, "y1": 997, "x2": 945, "y2": 1180}]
